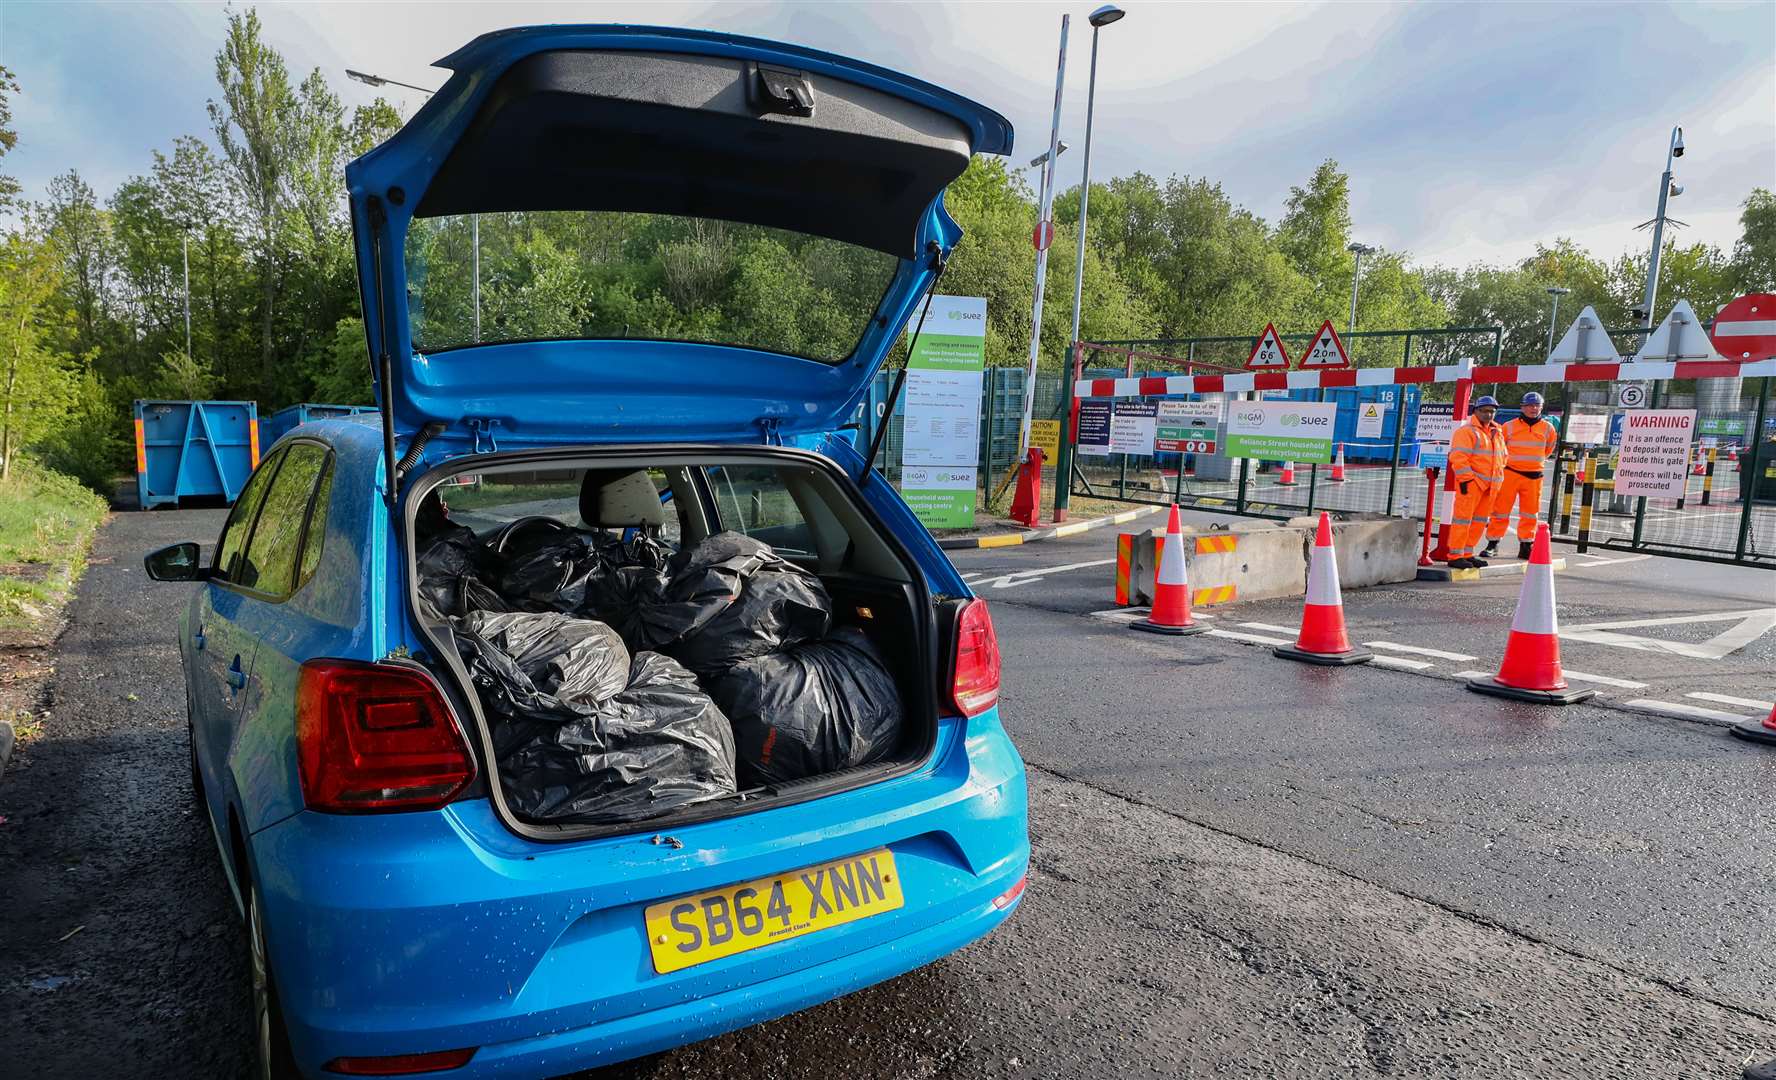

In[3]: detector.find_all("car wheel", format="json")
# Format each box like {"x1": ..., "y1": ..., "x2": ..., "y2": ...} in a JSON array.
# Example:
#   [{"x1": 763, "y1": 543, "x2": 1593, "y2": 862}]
[{"x1": 246, "y1": 879, "x2": 303, "y2": 1080}]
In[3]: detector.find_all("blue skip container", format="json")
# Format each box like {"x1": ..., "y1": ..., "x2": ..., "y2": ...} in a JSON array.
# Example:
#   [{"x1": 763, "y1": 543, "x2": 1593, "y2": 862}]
[
  {"x1": 260, "y1": 402, "x2": 378, "y2": 445},
  {"x1": 133, "y1": 400, "x2": 260, "y2": 509}
]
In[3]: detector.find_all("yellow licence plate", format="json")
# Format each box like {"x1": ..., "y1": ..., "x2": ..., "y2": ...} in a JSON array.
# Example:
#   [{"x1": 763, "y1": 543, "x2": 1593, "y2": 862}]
[{"x1": 644, "y1": 848, "x2": 904, "y2": 975}]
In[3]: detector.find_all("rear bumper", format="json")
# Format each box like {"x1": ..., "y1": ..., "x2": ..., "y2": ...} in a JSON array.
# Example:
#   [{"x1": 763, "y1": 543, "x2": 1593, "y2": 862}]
[{"x1": 248, "y1": 712, "x2": 1026, "y2": 1078}]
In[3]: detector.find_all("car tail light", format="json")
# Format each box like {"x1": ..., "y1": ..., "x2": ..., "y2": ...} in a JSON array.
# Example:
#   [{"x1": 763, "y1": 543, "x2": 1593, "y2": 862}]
[
  {"x1": 322, "y1": 1047, "x2": 476, "y2": 1075},
  {"x1": 296, "y1": 660, "x2": 475, "y2": 812},
  {"x1": 949, "y1": 598, "x2": 1001, "y2": 717},
  {"x1": 993, "y1": 873, "x2": 1028, "y2": 910}
]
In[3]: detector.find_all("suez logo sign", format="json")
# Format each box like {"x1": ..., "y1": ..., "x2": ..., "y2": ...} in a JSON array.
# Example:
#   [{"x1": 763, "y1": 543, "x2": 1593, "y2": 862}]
[
  {"x1": 945, "y1": 309, "x2": 986, "y2": 323},
  {"x1": 1238, "y1": 408, "x2": 1328, "y2": 427}
]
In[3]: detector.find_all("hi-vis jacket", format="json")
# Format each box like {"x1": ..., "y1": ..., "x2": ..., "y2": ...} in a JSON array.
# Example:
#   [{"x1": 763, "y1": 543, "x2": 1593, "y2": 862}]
[
  {"x1": 1448, "y1": 415, "x2": 1507, "y2": 485},
  {"x1": 1501, "y1": 415, "x2": 1559, "y2": 475}
]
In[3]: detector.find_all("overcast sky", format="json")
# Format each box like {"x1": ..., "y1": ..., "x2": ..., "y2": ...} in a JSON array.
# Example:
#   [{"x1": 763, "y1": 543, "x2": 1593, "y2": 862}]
[{"x1": 3, "y1": 1, "x2": 1772, "y2": 269}]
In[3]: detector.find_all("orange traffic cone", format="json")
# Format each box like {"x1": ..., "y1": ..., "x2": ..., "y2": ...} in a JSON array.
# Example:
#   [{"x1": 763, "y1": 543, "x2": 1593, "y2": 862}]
[
  {"x1": 1729, "y1": 701, "x2": 1776, "y2": 747},
  {"x1": 1274, "y1": 512, "x2": 1372, "y2": 666},
  {"x1": 1330, "y1": 444, "x2": 1347, "y2": 482},
  {"x1": 1132, "y1": 505, "x2": 1209, "y2": 636},
  {"x1": 1277, "y1": 460, "x2": 1297, "y2": 486},
  {"x1": 1467, "y1": 523, "x2": 1595, "y2": 705}
]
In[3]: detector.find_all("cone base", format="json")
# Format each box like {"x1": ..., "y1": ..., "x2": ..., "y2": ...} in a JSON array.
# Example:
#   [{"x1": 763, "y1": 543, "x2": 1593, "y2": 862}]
[
  {"x1": 1465, "y1": 676, "x2": 1596, "y2": 706},
  {"x1": 1273, "y1": 643, "x2": 1373, "y2": 666},
  {"x1": 1727, "y1": 719, "x2": 1776, "y2": 746},
  {"x1": 1132, "y1": 619, "x2": 1211, "y2": 637}
]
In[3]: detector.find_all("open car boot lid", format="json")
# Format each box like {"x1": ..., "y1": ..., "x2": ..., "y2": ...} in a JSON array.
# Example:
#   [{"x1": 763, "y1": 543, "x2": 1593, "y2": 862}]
[{"x1": 345, "y1": 25, "x2": 1013, "y2": 453}]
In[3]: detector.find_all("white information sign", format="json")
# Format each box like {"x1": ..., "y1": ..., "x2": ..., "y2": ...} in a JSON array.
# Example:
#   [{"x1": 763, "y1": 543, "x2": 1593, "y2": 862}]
[
  {"x1": 1355, "y1": 402, "x2": 1387, "y2": 440},
  {"x1": 900, "y1": 295, "x2": 986, "y2": 528},
  {"x1": 1614, "y1": 409, "x2": 1697, "y2": 498},
  {"x1": 1109, "y1": 401, "x2": 1158, "y2": 455},
  {"x1": 1226, "y1": 400, "x2": 1336, "y2": 463},
  {"x1": 1564, "y1": 413, "x2": 1609, "y2": 446}
]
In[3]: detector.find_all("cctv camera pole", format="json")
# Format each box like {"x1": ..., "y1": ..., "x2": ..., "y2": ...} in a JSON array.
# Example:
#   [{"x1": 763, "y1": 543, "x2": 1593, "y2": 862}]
[
  {"x1": 1637, "y1": 125, "x2": 1683, "y2": 330},
  {"x1": 1017, "y1": 15, "x2": 1069, "y2": 470}
]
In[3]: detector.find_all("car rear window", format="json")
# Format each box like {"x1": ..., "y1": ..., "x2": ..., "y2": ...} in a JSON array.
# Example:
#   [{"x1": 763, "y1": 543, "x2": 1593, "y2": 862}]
[{"x1": 403, "y1": 211, "x2": 898, "y2": 363}]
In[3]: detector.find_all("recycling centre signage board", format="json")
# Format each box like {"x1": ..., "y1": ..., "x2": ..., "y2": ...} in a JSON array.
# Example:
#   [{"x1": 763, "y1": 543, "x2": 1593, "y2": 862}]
[
  {"x1": 1077, "y1": 400, "x2": 1113, "y2": 456},
  {"x1": 1109, "y1": 401, "x2": 1159, "y2": 455},
  {"x1": 899, "y1": 295, "x2": 986, "y2": 529},
  {"x1": 1226, "y1": 401, "x2": 1336, "y2": 463},
  {"x1": 1154, "y1": 400, "x2": 1221, "y2": 453},
  {"x1": 1614, "y1": 409, "x2": 1697, "y2": 499},
  {"x1": 1416, "y1": 402, "x2": 1455, "y2": 468}
]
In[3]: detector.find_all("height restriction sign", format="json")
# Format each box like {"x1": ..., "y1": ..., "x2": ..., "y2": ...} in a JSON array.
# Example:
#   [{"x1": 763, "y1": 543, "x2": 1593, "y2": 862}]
[
  {"x1": 1245, "y1": 323, "x2": 1292, "y2": 370},
  {"x1": 1296, "y1": 320, "x2": 1351, "y2": 369}
]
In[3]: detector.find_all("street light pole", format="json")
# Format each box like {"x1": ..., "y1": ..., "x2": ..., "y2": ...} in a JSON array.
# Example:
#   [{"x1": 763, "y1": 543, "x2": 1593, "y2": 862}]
[
  {"x1": 1544, "y1": 286, "x2": 1571, "y2": 356},
  {"x1": 1055, "y1": 5, "x2": 1124, "y2": 521},
  {"x1": 1637, "y1": 125, "x2": 1684, "y2": 329},
  {"x1": 1016, "y1": 14, "x2": 1069, "y2": 461},
  {"x1": 1345, "y1": 242, "x2": 1374, "y2": 337}
]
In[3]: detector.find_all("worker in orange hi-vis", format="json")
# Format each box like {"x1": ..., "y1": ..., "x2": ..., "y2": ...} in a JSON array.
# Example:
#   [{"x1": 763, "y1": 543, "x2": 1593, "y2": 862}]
[
  {"x1": 1483, "y1": 391, "x2": 1561, "y2": 561},
  {"x1": 1445, "y1": 395, "x2": 1507, "y2": 570}
]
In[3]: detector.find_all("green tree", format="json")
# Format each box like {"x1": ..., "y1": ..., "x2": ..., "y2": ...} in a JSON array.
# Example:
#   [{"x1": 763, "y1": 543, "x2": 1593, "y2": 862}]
[
  {"x1": 1731, "y1": 188, "x2": 1776, "y2": 295},
  {"x1": 43, "y1": 171, "x2": 116, "y2": 358},
  {"x1": 209, "y1": 6, "x2": 295, "y2": 382},
  {"x1": 0, "y1": 231, "x2": 76, "y2": 479},
  {"x1": 346, "y1": 99, "x2": 402, "y2": 158},
  {"x1": 0, "y1": 65, "x2": 19, "y2": 209},
  {"x1": 1275, "y1": 159, "x2": 1353, "y2": 323},
  {"x1": 299, "y1": 317, "x2": 373, "y2": 404}
]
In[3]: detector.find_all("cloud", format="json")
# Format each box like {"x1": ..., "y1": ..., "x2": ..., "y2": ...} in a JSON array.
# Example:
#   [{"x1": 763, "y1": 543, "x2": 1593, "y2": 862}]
[{"x1": 3, "y1": 0, "x2": 1770, "y2": 272}]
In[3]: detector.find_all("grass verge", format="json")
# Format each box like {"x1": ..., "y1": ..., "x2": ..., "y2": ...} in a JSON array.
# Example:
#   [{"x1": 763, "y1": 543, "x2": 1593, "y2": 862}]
[{"x1": 0, "y1": 460, "x2": 110, "y2": 633}]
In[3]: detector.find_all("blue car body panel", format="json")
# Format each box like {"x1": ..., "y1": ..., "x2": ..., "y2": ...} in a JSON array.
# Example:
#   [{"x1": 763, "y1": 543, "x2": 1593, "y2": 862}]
[
  {"x1": 176, "y1": 24, "x2": 1027, "y2": 1078},
  {"x1": 345, "y1": 24, "x2": 1007, "y2": 445}
]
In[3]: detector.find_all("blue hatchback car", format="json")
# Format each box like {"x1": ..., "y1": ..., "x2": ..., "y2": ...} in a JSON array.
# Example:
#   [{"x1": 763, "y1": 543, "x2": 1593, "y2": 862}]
[{"x1": 145, "y1": 24, "x2": 1028, "y2": 1080}]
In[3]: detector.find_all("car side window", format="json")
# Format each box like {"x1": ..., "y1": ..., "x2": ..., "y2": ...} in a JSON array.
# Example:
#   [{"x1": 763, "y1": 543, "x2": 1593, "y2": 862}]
[
  {"x1": 214, "y1": 448, "x2": 285, "y2": 581},
  {"x1": 236, "y1": 442, "x2": 330, "y2": 598},
  {"x1": 705, "y1": 465, "x2": 814, "y2": 555},
  {"x1": 295, "y1": 456, "x2": 335, "y2": 588}
]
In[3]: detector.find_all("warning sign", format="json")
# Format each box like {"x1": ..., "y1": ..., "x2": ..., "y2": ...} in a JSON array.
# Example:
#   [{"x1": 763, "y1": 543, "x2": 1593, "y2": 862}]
[
  {"x1": 1564, "y1": 413, "x2": 1609, "y2": 446},
  {"x1": 1245, "y1": 324, "x2": 1292, "y2": 370},
  {"x1": 1416, "y1": 402, "x2": 1455, "y2": 468},
  {"x1": 1615, "y1": 409, "x2": 1697, "y2": 498},
  {"x1": 1296, "y1": 320, "x2": 1351, "y2": 369},
  {"x1": 1355, "y1": 402, "x2": 1387, "y2": 439},
  {"x1": 1154, "y1": 400, "x2": 1219, "y2": 453},
  {"x1": 1029, "y1": 419, "x2": 1061, "y2": 462}
]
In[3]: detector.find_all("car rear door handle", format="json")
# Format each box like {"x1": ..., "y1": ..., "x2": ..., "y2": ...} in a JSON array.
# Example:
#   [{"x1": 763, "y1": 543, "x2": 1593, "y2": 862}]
[{"x1": 227, "y1": 656, "x2": 247, "y2": 692}]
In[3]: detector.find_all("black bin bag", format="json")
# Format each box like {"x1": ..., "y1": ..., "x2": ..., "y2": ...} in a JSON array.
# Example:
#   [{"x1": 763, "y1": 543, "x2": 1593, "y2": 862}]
[
  {"x1": 635, "y1": 532, "x2": 831, "y2": 678},
  {"x1": 416, "y1": 525, "x2": 508, "y2": 619},
  {"x1": 455, "y1": 611, "x2": 736, "y2": 823},
  {"x1": 711, "y1": 626, "x2": 903, "y2": 788},
  {"x1": 496, "y1": 533, "x2": 617, "y2": 615}
]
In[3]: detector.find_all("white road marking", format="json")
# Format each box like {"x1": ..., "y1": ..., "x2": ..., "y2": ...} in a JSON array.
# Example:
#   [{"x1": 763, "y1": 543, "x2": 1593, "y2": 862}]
[
  {"x1": 1371, "y1": 655, "x2": 1434, "y2": 671},
  {"x1": 1208, "y1": 629, "x2": 1292, "y2": 646},
  {"x1": 1685, "y1": 691, "x2": 1776, "y2": 712},
  {"x1": 1365, "y1": 641, "x2": 1477, "y2": 662},
  {"x1": 959, "y1": 572, "x2": 986, "y2": 582},
  {"x1": 1087, "y1": 607, "x2": 1216, "y2": 623},
  {"x1": 1561, "y1": 608, "x2": 1776, "y2": 661},
  {"x1": 1557, "y1": 669, "x2": 1648, "y2": 690},
  {"x1": 1620, "y1": 699, "x2": 1753, "y2": 725},
  {"x1": 975, "y1": 558, "x2": 1116, "y2": 590},
  {"x1": 1453, "y1": 670, "x2": 1494, "y2": 680},
  {"x1": 1239, "y1": 621, "x2": 1298, "y2": 634},
  {"x1": 1569, "y1": 554, "x2": 1652, "y2": 568}
]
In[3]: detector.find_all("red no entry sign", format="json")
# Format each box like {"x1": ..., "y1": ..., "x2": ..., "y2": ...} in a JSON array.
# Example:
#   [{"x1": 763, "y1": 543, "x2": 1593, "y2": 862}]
[
  {"x1": 1032, "y1": 220, "x2": 1054, "y2": 252},
  {"x1": 1710, "y1": 293, "x2": 1776, "y2": 360}
]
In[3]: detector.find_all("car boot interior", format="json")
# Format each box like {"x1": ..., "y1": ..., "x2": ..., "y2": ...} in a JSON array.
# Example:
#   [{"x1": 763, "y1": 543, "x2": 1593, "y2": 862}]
[{"x1": 405, "y1": 449, "x2": 937, "y2": 838}]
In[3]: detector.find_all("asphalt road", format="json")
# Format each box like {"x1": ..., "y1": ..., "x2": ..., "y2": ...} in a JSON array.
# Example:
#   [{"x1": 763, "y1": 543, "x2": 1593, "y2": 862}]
[{"x1": 3, "y1": 507, "x2": 1773, "y2": 1078}]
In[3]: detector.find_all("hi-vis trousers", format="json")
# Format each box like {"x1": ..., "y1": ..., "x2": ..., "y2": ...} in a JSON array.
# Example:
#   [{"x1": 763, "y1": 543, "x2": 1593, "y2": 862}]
[
  {"x1": 1450, "y1": 481, "x2": 1498, "y2": 559},
  {"x1": 1486, "y1": 470, "x2": 1543, "y2": 542}
]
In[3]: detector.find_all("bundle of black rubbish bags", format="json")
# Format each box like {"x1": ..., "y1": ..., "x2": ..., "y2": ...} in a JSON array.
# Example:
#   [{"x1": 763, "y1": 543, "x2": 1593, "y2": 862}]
[{"x1": 416, "y1": 519, "x2": 903, "y2": 825}]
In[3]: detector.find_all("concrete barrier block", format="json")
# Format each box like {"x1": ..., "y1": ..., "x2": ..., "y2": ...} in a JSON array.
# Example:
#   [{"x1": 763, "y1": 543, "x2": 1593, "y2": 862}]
[{"x1": 1330, "y1": 518, "x2": 1421, "y2": 589}]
